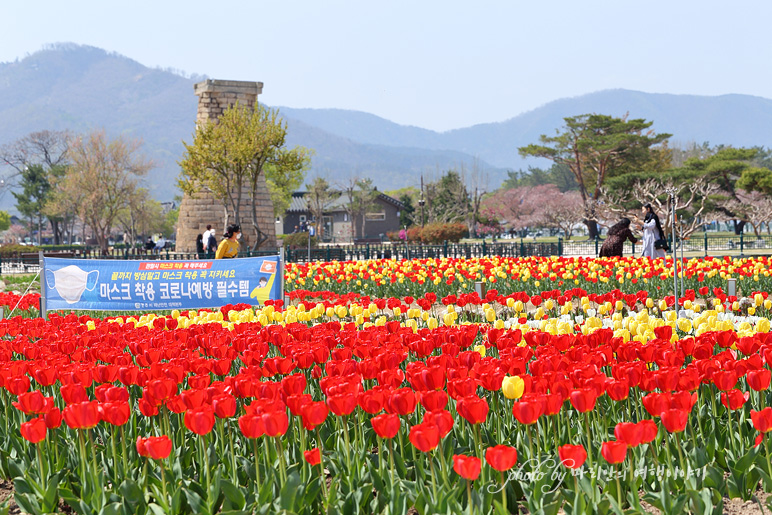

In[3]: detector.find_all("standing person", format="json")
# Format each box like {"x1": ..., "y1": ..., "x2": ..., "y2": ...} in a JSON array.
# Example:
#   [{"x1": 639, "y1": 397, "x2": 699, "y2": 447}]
[
  {"x1": 638, "y1": 203, "x2": 667, "y2": 258},
  {"x1": 216, "y1": 224, "x2": 241, "y2": 259},
  {"x1": 196, "y1": 234, "x2": 205, "y2": 257},
  {"x1": 599, "y1": 218, "x2": 637, "y2": 257},
  {"x1": 202, "y1": 225, "x2": 217, "y2": 256},
  {"x1": 202, "y1": 225, "x2": 213, "y2": 248}
]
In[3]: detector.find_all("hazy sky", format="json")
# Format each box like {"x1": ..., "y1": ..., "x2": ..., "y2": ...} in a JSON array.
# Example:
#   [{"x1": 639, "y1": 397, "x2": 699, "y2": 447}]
[{"x1": 2, "y1": 0, "x2": 771, "y2": 131}]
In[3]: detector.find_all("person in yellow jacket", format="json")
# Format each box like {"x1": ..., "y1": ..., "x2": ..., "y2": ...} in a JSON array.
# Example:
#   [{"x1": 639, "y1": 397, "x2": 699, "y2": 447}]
[{"x1": 215, "y1": 224, "x2": 241, "y2": 259}]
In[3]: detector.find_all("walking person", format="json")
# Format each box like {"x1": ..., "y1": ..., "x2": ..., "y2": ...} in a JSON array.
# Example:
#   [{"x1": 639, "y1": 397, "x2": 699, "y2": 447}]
[
  {"x1": 637, "y1": 203, "x2": 667, "y2": 258},
  {"x1": 216, "y1": 224, "x2": 241, "y2": 259},
  {"x1": 599, "y1": 218, "x2": 637, "y2": 257}
]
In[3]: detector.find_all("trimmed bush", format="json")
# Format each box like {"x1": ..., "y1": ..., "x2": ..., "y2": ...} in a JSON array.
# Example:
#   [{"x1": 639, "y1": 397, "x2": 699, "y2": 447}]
[{"x1": 282, "y1": 232, "x2": 318, "y2": 248}]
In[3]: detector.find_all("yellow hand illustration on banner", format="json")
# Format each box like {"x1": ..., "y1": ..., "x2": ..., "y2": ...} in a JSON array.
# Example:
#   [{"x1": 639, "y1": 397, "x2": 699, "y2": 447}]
[{"x1": 250, "y1": 260, "x2": 278, "y2": 305}]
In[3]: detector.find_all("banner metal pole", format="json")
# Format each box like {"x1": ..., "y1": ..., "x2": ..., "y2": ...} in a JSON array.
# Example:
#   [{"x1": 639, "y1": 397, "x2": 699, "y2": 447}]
[
  {"x1": 280, "y1": 245, "x2": 287, "y2": 306},
  {"x1": 39, "y1": 251, "x2": 47, "y2": 320}
]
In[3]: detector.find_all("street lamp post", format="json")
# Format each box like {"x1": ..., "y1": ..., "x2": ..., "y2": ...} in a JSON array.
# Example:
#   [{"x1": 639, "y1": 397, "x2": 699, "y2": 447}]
[{"x1": 419, "y1": 175, "x2": 425, "y2": 228}]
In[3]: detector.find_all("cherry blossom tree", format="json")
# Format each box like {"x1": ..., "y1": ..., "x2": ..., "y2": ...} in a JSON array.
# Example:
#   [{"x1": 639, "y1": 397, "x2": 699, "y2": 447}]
[{"x1": 482, "y1": 184, "x2": 585, "y2": 238}]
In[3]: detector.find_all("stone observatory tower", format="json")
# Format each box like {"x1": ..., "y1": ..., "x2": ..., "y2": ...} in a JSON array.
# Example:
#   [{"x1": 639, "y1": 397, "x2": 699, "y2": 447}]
[{"x1": 175, "y1": 79, "x2": 277, "y2": 253}]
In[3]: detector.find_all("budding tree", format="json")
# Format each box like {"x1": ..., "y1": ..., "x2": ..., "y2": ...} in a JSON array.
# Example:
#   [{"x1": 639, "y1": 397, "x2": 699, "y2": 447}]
[{"x1": 47, "y1": 130, "x2": 152, "y2": 252}]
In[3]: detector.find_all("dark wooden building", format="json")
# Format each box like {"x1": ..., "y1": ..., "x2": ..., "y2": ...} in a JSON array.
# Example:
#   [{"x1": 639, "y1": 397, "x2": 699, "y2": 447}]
[{"x1": 282, "y1": 191, "x2": 404, "y2": 243}]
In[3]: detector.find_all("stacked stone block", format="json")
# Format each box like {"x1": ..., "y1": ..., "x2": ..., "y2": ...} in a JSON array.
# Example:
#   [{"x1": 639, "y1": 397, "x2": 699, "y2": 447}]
[{"x1": 176, "y1": 80, "x2": 277, "y2": 252}]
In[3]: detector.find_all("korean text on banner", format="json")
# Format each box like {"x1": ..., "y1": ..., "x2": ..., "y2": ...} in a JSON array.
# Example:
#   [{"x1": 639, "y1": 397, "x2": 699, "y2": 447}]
[{"x1": 42, "y1": 256, "x2": 281, "y2": 311}]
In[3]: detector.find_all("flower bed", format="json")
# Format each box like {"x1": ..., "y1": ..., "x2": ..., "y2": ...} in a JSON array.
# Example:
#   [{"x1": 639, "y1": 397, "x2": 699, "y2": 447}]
[
  {"x1": 286, "y1": 255, "x2": 772, "y2": 298},
  {"x1": 1, "y1": 256, "x2": 772, "y2": 513}
]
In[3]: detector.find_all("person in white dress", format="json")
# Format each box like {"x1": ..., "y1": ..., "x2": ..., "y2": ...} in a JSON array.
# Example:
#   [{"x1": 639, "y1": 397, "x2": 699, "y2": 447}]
[{"x1": 636, "y1": 203, "x2": 667, "y2": 258}]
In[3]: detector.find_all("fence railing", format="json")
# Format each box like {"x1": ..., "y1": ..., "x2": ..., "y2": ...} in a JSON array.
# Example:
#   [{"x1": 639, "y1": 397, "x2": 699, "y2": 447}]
[{"x1": 0, "y1": 233, "x2": 769, "y2": 274}]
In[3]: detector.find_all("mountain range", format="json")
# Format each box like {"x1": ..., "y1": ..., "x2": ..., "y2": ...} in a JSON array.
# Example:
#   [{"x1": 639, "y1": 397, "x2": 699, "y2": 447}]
[{"x1": 2, "y1": 43, "x2": 772, "y2": 212}]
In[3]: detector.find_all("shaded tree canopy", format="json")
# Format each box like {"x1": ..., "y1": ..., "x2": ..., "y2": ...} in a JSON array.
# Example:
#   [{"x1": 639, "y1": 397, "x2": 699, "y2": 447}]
[
  {"x1": 179, "y1": 102, "x2": 310, "y2": 250},
  {"x1": 519, "y1": 114, "x2": 670, "y2": 238}
]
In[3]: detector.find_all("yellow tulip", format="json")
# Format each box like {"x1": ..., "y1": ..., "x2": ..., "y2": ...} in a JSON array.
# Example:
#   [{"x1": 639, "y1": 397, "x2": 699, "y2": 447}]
[
  {"x1": 501, "y1": 376, "x2": 525, "y2": 399},
  {"x1": 474, "y1": 345, "x2": 486, "y2": 357},
  {"x1": 677, "y1": 318, "x2": 692, "y2": 333}
]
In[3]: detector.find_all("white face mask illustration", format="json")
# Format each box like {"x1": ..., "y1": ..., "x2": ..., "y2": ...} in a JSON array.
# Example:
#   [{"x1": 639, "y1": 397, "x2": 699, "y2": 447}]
[{"x1": 46, "y1": 266, "x2": 99, "y2": 304}]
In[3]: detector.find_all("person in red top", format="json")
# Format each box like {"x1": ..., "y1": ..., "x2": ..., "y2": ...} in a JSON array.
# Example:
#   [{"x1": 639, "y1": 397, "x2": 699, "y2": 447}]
[{"x1": 599, "y1": 218, "x2": 638, "y2": 257}]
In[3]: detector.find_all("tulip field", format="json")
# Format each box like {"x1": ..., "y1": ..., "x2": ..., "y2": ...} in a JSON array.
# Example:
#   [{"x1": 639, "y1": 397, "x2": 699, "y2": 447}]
[{"x1": 2, "y1": 255, "x2": 772, "y2": 513}]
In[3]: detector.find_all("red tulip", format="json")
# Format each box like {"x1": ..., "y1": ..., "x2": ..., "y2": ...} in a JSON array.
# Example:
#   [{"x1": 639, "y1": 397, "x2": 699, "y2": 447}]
[
  {"x1": 457, "y1": 396, "x2": 489, "y2": 425},
  {"x1": 638, "y1": 419, "x2": 659, "y2": 444},
  {"x1": 60, "y1": 384, "x2": 89, "y2": 405},
  {"x1": 660, "y1": 409, "x2": 689, "y2": 433},
  {"x1": 261, "y1": 410, "x2": 289, "y2": 437},
  {"x1": 558, "y1": 444, "x2": 587, "y2": 469},
  {"x1": 512, "y1": 398, "x2": 543, "y2": 425},
  {"x1": 184, "y1": 406, "x2": 216, "y2": 435},
  {"x1": 180, "y1": 388, "x2": 206, "y2": 410},
  {"x1": 146, "y1": 379, "x2": 177, "y2": 402},
  {"x1": 409, "y1": 422, "x2": 440, "y2": 453},
  {"x1": 600, "y1": 441, "x2": 627, "y2": 464},
  {"x1": 327, "y1": 394, "x2": 358, "y2": 416},
  {"x1": 605, "y1": 379, "x2": 629, "y2": 401},
  {"x1": 63, "y1": 401, "x2": 100, "y2": 430},
  {"x1": 642, "y1": 393, "x2": 668, "y2": 417},
  {"x1": 371, "y1": 413, "x2": 401, "y2": 439},
  {"x1": 20, "y1": 417, "x2": 47, "y2": 444},
  {"x1": 6, "y1": 375, "x2": 30, "y2": 395},
  {"x1": 301, "y1": 401, "x2": 329, "y2": 430},
  {"x1": 238, "y1": 413, "x2": 264, "y2": 439},
  {"x1": 13, "y1": 391, "x2": 52, "y2": 415},
  {"x1": 569, "y1": 388, "x2": 598, "y2": 413},
  {"x1": 138, "y1": 396, "x2": 160, "y2": 417},
  {"x1": 752, "y1": 407, "x2": 772, "y2": 433},
  {"x1": 359, "y1": 389, "x2": 386, "y2": 414},
  {"x1": 713, "y1": 370, "x2": 738, "y2": 391},
  {"x1": 386, "y1": 388, "x2": 417, "y2": 416},
  {"x1": 423, "y1": 409, "x2": 454, "y2": 438},
  {"x1": 100, "y1": 401, "x2": 130, "y2": 426},
  {"x1": 44, "y1": 407, "x2": 62, "y2": 429},
  {"x1": 748, "y1": 369, "x2": 772, "y2": 391},
  {"x1": 453, "y1": 454, "x2": 481, "y2": 480},
  {"x1": 286, "y1": 394, "x2": 312, "y2": 416},
  {"x1": 282, "y1": 373, "x2": 307, "y2": 397},
  {"x1": 304, "y1": 448, "x2": 321, "y2": 466},
  {"x1": 721, "y1": 389, "x2": 749, "y2": 411},
  {"x1": 485, "y1": 445, "x2": 518, "y2": 471},
  {"x1": 614, "y1": 422, "x2": 644, "y2": 447},
  {"x1": 136, "y1": 435, "x2": 172, "y2": 460},
  {"x1": 419, "y1": 390, "x2": 448, "y2": 411},
  {"x1": 212, "y1": 394, "x2": 237, "y2": 419}
]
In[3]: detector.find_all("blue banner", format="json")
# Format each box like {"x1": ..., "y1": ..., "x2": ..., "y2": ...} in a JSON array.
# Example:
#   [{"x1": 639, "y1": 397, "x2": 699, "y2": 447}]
[{"x1": 42, "y1": 256, "x2": 281, "y2": 312}]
